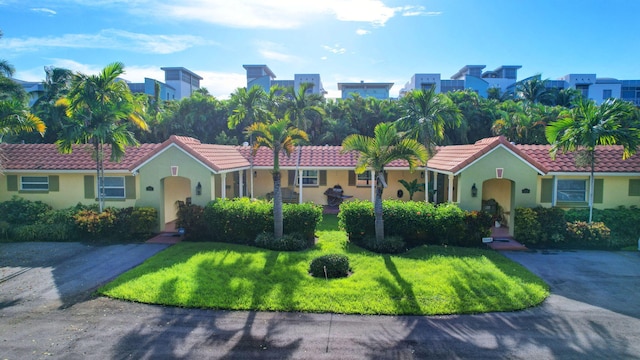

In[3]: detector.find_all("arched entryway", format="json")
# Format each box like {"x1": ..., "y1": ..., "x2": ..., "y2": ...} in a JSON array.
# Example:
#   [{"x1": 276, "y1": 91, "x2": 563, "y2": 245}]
[
  {"x1": 162, "y1": 176, "x2": 191, "y2": 231},
  {"x1": 482, "y1": 178, "x2": 515, "y2": 235}
]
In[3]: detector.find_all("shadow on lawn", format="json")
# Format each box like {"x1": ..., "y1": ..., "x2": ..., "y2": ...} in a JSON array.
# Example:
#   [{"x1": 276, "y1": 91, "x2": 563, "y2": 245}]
[{"x1": 112, "y1": 249, "x2": 306, "y2": 358}]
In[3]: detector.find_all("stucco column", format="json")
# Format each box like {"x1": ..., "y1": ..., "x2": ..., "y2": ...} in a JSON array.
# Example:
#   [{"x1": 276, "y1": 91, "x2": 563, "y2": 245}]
[
  {"x1": 424, "y1": 168, "x2": 429, "y2": 203},
  {"x1": 239, "y1": 170, "x2": 244, "y2": 198},
  {"x1": 298, "y1": 169, "x2": 303, "y2": 204},
  {"x1": 552, "y1": 175, "x2": 557, "y2": 207},
  {"x1": 448, "y1": 174, "x2": 454, "y2": 203},
  {"x1": 221, "y1": 173, "x2": 227, "y2": 199},
  {"x1": 433, "y1": 172, "x2": 438, "y2": 203}
]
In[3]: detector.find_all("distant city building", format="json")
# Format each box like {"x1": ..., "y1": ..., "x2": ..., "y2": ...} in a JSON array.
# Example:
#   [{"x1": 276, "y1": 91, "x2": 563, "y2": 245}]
[
  {"x1": 243, "y1": 64, "x2": 326, "y2": 96},
  {"x1": 10, "y1": 78, "x2": 43, "y2": 106},
  {"x1": 160, "y1": 67, "x2": 202, "y2": 99},
  {"x1": 127, "y1": 77, "x2": 176, "y2": 101},
  {"x1": 337, "y1": 81, "x2": 394, "y2": 100}
]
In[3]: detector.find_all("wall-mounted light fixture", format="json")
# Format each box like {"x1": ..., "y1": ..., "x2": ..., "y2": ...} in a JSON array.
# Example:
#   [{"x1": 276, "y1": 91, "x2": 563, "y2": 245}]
[
  {"x1": 196, "y1": 182, "x2": 202, "y2": 196},
  {"x1": 471, "y1": 183, "x2": 478, "y2": 197},
  {"x1": 254, "y1": 171, "x2": 258, "y2": 178}
]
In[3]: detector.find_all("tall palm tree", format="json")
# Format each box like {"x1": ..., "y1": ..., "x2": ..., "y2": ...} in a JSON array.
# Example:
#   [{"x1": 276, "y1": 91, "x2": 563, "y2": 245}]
[
  {"x1": 56, "y1": 62, "x2": 148, "y2": 211},
  {"x1": 27, "y1": 67, "x2": 73, "y2": 143},
  {"x1": 546, "y1": 98, "x2": 640, "y2": 222},
  {"x1": 245, "y1": 115, "x2": 308, "y2": 239},
  {"x1": 227, "y1": 85, "x2": 268, "y2": 130},
  {"x1": 516, "y1": 76, "x2": 551, "y2": 104},
  {"x1": 342, "y1": 122, "x2": 427, "y2": 243},
  {"x1": 396, "y1": 87, "x2": 462, "y2": 157}
]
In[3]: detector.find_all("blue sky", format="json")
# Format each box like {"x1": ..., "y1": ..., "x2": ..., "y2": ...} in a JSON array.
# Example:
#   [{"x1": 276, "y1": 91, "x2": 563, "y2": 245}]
[{"x1": 2, "y1": 0, "x2": 640, "y2": 99}]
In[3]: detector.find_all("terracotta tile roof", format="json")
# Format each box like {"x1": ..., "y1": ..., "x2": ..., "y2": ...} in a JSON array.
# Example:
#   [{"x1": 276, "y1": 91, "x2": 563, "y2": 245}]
[
  {"x1": 0, "y1": 142, "x2": 158, "y2": 171},
  {"x1": 237, "y1": 145, "x2": 419, "y2": 168},
  {"x1": 426, "y1": 136, "x2": 548, "y2": 174},
  {"x1": 517, "y1": 144, "x2": 640, "y2": 173},
  {"x1": 131, "y1": 135, "x2": 250, "y2": 172}
]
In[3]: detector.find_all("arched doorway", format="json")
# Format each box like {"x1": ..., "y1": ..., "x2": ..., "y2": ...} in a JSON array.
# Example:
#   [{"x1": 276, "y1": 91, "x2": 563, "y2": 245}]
[
  {"x1": 482, "y1": 178, "x2": 514, "y2": 231},
  {"x1": 162, "y1": 176, "x2": 191, "y2": 231}
]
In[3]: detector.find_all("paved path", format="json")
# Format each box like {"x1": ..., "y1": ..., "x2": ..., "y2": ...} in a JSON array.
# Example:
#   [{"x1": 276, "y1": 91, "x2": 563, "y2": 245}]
[{"x1": 1, "y1": 243, "x2": 639, "y2": 359}]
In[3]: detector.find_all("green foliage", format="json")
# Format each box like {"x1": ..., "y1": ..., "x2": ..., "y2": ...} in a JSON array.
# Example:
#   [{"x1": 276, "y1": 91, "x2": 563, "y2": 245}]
[
  {"x1": 514, "y1": 208, "x2": 542, "y2": 245},
  {"x1": 113, "y1": 207, "x2": 158, "y2": 240},
  {"x1": 283, "y1": 202, "x2": 323, "y2": 242},
  {"x1": 12, "y1": 223, "x2": 74, "y2": 242},
  {"x1": 309, "y1": 254, "x2": 350, "y2": 279},
  {"x1": 176, "y1": 202, "x2": 207, "y2": 240},
  {"x1": 254, "y1": 232, "x2": 308, "y2": 251},
  {"x1": 359, "y1": 234, "x2": 406, "y2": 254},
  {"x1": 0, "y1": 196, "x2": 52, "y2": 225},
  {"x1": 565, "y1": 206, "x2": 640, "y2": 246},
  {"x1": 339, "y1": 200, "x2": 492, "y2": 248},
  {"x1": 74, "y1": 208, "x2": 117, "y2": 239},
  {"x1": 201, "y1": 198, "x2": 322, "y2": 245},
  {"x1": 515, "y1": 207, "x2": 567, "y2": 247},
  {"x1": 460, "y1": 210, "x2": 493, "y2": 247},
  {"x1": 566, "y1": 221, "x2": 611, "y2": 248}
]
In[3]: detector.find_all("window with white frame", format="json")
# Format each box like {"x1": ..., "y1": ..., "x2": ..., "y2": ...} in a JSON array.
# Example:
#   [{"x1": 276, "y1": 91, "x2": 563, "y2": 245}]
[
  {"x1": 556, "y1": 179, "x2": 586, "y2": 202},
  {"x1": 98, "y1": 177, "x2": 125, "y2": 199},
  {"x1": 21, "y1": 176, "x2": 49, "y2": 191},
  {"x1": 356, "y1": 171, "x2": 372, "y2": 187},
  {"x1": 300, "y1": 170, "x2": 318, "y2": 186}
]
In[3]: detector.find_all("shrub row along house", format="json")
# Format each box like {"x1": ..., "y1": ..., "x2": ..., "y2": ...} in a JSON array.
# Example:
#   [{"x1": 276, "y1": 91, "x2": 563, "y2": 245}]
[{"x1": 1, "y1": 135, "x2": 639, "y2": 236}]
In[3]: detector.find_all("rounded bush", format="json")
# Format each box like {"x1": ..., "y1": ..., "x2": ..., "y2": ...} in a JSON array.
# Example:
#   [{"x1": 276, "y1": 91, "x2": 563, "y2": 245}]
[
  {"x1": 309, "y1": 254, "x2": 350, "y2": 279},
  {"x1": 254, "y1": 232, "x2": 308, "y2": 251}
]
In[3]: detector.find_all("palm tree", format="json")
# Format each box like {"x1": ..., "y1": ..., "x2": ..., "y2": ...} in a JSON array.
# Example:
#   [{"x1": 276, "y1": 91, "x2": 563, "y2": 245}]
[
  {"x1": 245, "y1": 115, "x2": 308, "y2": 239},
  {"x1": 28, "y1": 67, "x2": 73, "y2": 143},
  {"x1": 546, "y1": 98, "x2": 640, "y2": 222},
  {"x1": 342, "y1": 122, "x2": 427, "y2": 243},
  {"x1": 284, "y1": 82, "x2": 325, "y2": 134},
  {"x1": 516, "y1": 76, "x2": 551, "y2": 104},
  {"x1": 0, "y1": 100, "x2": 45, "y2": 142},
  {"x1": 396, "y1": 87, "x2": 462, "y2": 157},
  {"x1": 56, "y1": 62, "x2": 148, "y2": 211},
  {"x1": 227, "y1": 85, "x2": 268, "y2": 131},
  {"x1": 398, "y1": 178, "x2": 425, "y2": 201}
]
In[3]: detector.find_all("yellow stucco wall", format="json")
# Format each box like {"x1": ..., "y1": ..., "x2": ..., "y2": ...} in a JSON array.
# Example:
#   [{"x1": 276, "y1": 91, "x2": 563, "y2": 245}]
[
  {"x1": 0, "y1": 172, "x2": 137, "y2": 209},
  {"x1": 538, "y1": 175, "x2": 640, "y2": 209}
]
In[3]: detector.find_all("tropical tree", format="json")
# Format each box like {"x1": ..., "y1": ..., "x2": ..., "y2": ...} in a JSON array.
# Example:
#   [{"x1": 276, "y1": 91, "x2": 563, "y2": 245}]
[
  {"x1": 546, "y1": 98, "x2": 640, "y2": 222},
  {"x1": 341, "y1": 122, "x2": 427, "y2": 243},
  {"x1": 284, "y1": 82, "x2": 325, "y2": 135},
  {"x1": 516, "y1": 76, "x2": 551, "y2": 104},
  {"x1": 56, "y1": 62, "x2": 148, "y2": 211},
  {"x1": 227, "y1": 85, "x2": 269, "y2": 132},
  {"x1": 0, "y1": 100, "x2": 45, "y2": 142},
  {"x1": 396, "y1": 87, "x2": 462, "y2": 157},
  {"x1": 245, "y1": 116, "x2": 308, "y2": 239}
]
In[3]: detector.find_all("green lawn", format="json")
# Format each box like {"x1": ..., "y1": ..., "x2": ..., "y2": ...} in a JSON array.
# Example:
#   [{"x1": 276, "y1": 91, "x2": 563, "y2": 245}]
[{"x1": 99, "y1": 219, "x2": 549, "y2": 315}]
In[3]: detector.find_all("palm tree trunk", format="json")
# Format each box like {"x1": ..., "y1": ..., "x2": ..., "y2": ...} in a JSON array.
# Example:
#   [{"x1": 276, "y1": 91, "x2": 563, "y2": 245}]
[
  {"x1": 374, "y1": 179, "x2": 384, "y2": 243},
  {"x1": 589, "y1": 152, "x2": 595, "y2": 223},
  {"x1": 273, "y1": 171, "x2": 284, "y2": 239}
]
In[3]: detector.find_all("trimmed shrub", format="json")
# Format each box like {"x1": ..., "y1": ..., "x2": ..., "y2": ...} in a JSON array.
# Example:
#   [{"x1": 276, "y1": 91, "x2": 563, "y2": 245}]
[
  {"x1": 254, "y1": 232, "x2": 308, "y2": 251},
  {"x1": 0, "y1": 196, "x2": 52, "y2": 225},
  {"x1": 338, "y1": 200, "x2": 375, "y2": 243},
  {"x1": 358, "y1": 234, "x2": 406, "y2": 254},
  {"x1": 459, "y1": 210, "x2": 493, "y2": 247},
  {"x1": 514, "y1": 207, "x2": 542, "y2": 245},
  {"x1": 114, "y1": 207, "x2": 158, "y2": 240},
  {"x1": 176, "y1": 203, "x2": 207, "y2": 240},
  {"x1": 566, "y1": 221, "x2": 611, "y2": 249},
  {"x1": 534, "y1": 207, "x2": 567, "y2": 244},
  {"x1": 566, "y1": 206, "x2": 640, "y2": 247},
  {"x1": 13, "y1": 223, "x2": 74, "y2": 242},
  {"x1": 283, "y1": 202, "x2": 323, "y2": 242},
  {"x1": 74, "y1": 208, "x2": 117, "y2": 239},
  {"x1": 432, "y1": 203, "x2": 466, "y2": 245},
  {"x1": 309, "y1": 254, "x2": 350, "y2": 279}
]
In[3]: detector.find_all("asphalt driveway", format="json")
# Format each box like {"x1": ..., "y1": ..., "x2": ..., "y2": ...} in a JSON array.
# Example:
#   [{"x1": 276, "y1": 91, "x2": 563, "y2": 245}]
[{"x1": 1, "y1": 243, "x2": 639, "y2": 359}]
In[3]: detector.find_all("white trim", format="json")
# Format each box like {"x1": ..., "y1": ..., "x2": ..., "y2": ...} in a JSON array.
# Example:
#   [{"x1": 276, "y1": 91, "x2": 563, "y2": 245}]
[
  {"x1": 3, "y1": 169, "x2": 130, "y2": 174},
  {"x1": 547, "y1": 171, "x2": 640, "y2": 177},
  {"x1": 131, "y1": 143, "x2": 217, "y2": 174}
]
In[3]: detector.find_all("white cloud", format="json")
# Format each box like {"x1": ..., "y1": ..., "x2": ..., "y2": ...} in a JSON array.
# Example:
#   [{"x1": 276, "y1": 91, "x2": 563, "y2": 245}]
[
  {"x1": 0, "y1": 29, "x2": 212, "y2": 54},
  {"x1": 323, "y1": 44, "x2": 346, "y2": 54},
  {"x1": 196, "y1": 71, "x2": 246, "y2": 99},
  {"x1": 31, "y1": 7, "x2": 57, "y2": 15},
  {"x1": 399, "y1": 6, "x2": 442, "y2": 17},
  {"x1": 356, "y1": 29, "x2": 371, "y2": 35},
  {"x1": 128, "y1": 0, "x2": 399, "y2": 28},
  {"x1": 257, "y1": 41, "x2": 300, "y2": 63}
]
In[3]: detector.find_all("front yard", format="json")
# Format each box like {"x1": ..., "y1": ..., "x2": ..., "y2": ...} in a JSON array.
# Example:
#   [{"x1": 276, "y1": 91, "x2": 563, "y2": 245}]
[{"x1": 99, "y1": 218, "x2": 548, "y2": 315}]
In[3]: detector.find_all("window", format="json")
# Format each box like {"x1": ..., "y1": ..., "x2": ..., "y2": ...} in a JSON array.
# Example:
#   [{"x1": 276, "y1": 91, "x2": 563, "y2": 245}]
[
  {"x1": 98, "y1": 177, "x2": 125, "y2": 199},
  {"x1": 300, "y1": 170, "x2": 318, "y2": 186},
  {"x1": 630, "y1": 179, "x2": 640, "y2": 196},
  {"x1": 603, "y1": 89, "x2": 612, "y2": 99},
  {"x1": 356, "y1": 172, "x2": 372, "y2": 187},
  {"x1": 556, "y1": 179, "x2": 586, "y2": 202},
  {"x1": 21, "y1": 176, "x2": 48, "y2": 191}
]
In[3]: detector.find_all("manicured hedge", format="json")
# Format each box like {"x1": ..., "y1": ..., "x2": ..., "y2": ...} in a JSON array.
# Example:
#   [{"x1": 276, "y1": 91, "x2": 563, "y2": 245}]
[
  {"x1": 0, "y1": 197, "x2": 157, "y2": 242},
  {"x1": 338, "y1": 200, "x2": 492, "y2": 249},
  {"x1": 515, "y1": 206, "x2": 620, "y2": 249},
  {"x1": 193, "y1": 198, "x2": 322, "y2": 246},
  {"x1": 565, "y1": 206, "x2": 640, "y2": 247}
]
